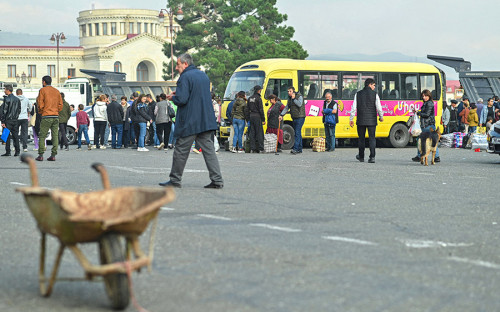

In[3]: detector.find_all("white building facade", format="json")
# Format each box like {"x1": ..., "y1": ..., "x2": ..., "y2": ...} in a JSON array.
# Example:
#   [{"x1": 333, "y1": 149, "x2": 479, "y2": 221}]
[{"x1": 0, "y1": 8, "x2": 179, "y2": 86}]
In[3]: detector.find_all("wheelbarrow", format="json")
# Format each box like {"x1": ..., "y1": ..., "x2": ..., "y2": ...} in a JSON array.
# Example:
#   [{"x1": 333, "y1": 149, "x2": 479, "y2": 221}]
[{"x1": 16, "y1": 154, "x2": 175, "y2": 310}]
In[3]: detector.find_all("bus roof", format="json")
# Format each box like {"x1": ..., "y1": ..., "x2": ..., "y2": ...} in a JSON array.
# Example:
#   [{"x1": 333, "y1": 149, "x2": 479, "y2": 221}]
[{"x1": 236, "y1": 59, "x2": 440, "y2": 74}]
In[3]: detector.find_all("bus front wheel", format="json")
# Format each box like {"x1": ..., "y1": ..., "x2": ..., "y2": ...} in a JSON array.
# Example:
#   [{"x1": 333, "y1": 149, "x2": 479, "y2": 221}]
[
  {"x1": 281, "y1": 124, "x2": 295, "y2": 150},
  {"x1": 388, "y1": 123, "x2": 409, "y2": 148}
]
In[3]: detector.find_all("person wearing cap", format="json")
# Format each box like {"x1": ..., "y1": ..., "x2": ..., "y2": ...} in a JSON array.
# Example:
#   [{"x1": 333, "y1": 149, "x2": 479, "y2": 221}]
[
  {"x1": 448, "y1": 100, "x2": 459, "y2": 133},
  {"x1": 246, "y1": 85, "x2": 265, "y2": 153}
]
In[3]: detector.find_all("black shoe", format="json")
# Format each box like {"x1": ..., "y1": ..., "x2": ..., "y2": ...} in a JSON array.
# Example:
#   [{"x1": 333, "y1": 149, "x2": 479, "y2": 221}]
[
  {"x1": 65, "y1": 146, "x2": 69, "y2": 151},
  {"x1": 35, "y1": 155, "x2": 43, "y2": 161},
  {"x1": 47, "y1": 156, "x2": 56, "y2": 161},
  {"x1": 290, "y1": 150, "x2": 296, "y2": 154},
  {"x1": 159, "y1": 180, "x2": 181, "y2": 188},
  {"x1": 368, "y1": 157, "x2": 375, "y2": 163},
  {"x1": 14, "y1": 152, "x2": 20, "y2": 157},
  {"x1": 434, "y1": 157, "x2": 440, "y2": 163},
  {"x1": 1, "y1": 153, "x2": 11, "y2": 156},
  {"x1": 356, "y1": 155, "x2": 364, "y2": 162},
  {"x1": 412, "y1": 156, "x2": 420, "y2": 162},
  {"x1": 204, "y1": 182, "x2": 223, "y2": 189}
]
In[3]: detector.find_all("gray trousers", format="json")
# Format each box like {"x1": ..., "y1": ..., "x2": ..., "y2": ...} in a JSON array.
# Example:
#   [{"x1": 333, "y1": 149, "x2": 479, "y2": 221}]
[{"x1": 169, "y1": 130, "x2": 223, "y2": 186}]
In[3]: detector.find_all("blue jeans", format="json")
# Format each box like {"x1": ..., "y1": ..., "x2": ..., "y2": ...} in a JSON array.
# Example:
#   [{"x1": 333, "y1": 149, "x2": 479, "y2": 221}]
[
  {"x1": 169, "y1": 122, "x2": 176, "y2": 145},
  {"x1": 292, "y1": 117, "x2": 305, "y2": 152},
  {"x1": 469, "y1": 126, "x2": 477, "y2": 134},
  {"x1": 232, "y1": 118, "x2": 245, "y2": 149},
  {"x1": 111, "y1": 123, "x2": 123, "y2": 148},
  {"x1": 130, "y1": 122, "x2": 135, "y2": 145},
  {"x1": 138, "y1": 122, "x2": 147, "y2": 148},
  {"x1": 324, "y1": 124, "x2": 336, "y2": 151},
  {"x1": 152, "y1": 122, "x2": 160, "y2": 146},
  {"x1": 103, "y1": 121, "x2": 110, "y2": 145},
  {"x1": 417, "y1": 125, "x2": 440, "y2": 157},
  {"x1": 77, "y1": 124, "x2": 90, "y2": 148}
]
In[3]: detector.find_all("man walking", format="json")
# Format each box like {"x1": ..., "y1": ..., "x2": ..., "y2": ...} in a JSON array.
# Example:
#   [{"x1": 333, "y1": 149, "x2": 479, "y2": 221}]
[
  {"x1": 36, "y1": 75, "x2": 63, "y2": 161},
  {"x1": 16, "y1": 88, "x2": 32, "y2": 152},
  {"x1": 107, "y1": 94, "x2": 124, "y2": 148},
  {"x1": 246, "y1": 85, "x2": 265, "y2": 153},
  {"x1": 1, "y1": 85, "x2": 21, "y2": 156},
  {"x1": 283, "y1": 86, "x2": 305, "y2": 154},
  {"x1": 349, "y1": 78, "x2": 384, "y2": 163},
  {"x1": 58, "y1": 92, "x2": 71, "y2": 151},
  {"x1": 159, "y1": 53, "x2": 223, "y2": 189}
]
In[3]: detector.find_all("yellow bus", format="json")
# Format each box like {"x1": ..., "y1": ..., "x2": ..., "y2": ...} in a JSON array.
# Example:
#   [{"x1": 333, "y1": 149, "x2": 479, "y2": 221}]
[{"x1": 220, "y1": 59, "x2": 445, "y2": 149}]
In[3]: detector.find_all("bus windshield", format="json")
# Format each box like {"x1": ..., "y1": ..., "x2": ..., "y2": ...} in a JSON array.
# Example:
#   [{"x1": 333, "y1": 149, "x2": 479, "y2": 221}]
[{"x1": 223, "y1": 71, "x2": 265, "y2": 100}]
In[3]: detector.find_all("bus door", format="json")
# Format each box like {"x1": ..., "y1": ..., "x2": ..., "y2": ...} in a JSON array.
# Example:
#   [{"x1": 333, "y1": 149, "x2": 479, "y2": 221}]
[{"x1": 263, "y1": 72, "x2": 293, "y2": 113}]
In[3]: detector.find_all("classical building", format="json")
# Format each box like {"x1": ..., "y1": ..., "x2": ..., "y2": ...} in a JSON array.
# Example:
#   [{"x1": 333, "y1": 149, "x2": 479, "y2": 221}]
[{"x1": 0, "y1": 8, "x2": 179, "y2": 86}]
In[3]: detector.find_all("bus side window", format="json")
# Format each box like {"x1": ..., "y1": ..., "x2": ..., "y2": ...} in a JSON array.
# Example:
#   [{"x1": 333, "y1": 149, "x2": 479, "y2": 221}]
[
  {"x1": 401, "y1": 74, "x2": 418, "y2": 99},
  {"x1": 420, "y1": 74, "x2": 438, "y2": 99},
  {"x1": 342, "y1": 74, "x2": 359, "y2": 100},
  {"x1": 380, "y1": 73, "x2": 400, "y2": 100},
  {"x1": 301, "y1": 74, "x2": 321, "y2": 99},
  {"x1": 265, "y1": 79, "x2": 293, "y2": 100},
  {"x1": 320, "y1": 73, "x2": 339, "y2": 99}
]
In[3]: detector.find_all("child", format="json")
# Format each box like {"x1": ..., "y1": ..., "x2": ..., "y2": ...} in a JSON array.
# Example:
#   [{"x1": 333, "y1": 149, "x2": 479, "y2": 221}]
[
  {"x1": 76, "y1": 104, "x2": 91, "y2": 150},
  {"x1": 486, "y1": 116, "x2": 494, "y2": 131}
]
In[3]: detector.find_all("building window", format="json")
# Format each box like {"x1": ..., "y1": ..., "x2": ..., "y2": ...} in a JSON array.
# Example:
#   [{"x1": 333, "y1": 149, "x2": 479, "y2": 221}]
[
  {"x1": 136, "y1": 62, "x2": 148, "y2": 81},
  {"x1": 114, "y1": 61, "x2": 122, "y2": 73},
  {"x1": 111, "y1": 22, "x2": 117, "y2": 35},
  {"x1": 137, "y1": 22, "x2": 141, "y2": 34},
  {"x1": 88, "y1": 23, "x2": 93, "y2": 36},
  {"x1": 81, "y1": 24, "x2": 87, "y2": 37},
  {"x1": 67, "y1": 68, "x2": 76, "y2": 78},
  {"x1": 102, "y1": 22, "x2": 108, "y2": 35},
  {"x1": 47, "y1": 65, "x2": 56, "y2": 77},
  {"x1": 7, "y1": 65, "x2": 16, "y2": 78},
  {"x1": 95, "y1": 23, "x2": 100, "y2": 36},
  {"x1": 120, "y1": 22, "x2": 125, "y2": 34},
  {"x1": 28, "y1": 65, "x2": 36, "y2": 78},
  {"x1": 144, "y1": 23, "x2": 148, "y2": 33},
  {"x1": 129, "y1": 22, "x2": 134, "y2": 34}
]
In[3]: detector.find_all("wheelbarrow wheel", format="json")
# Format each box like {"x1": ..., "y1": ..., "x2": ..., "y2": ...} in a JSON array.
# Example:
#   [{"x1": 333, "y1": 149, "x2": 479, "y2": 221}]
[{"x1": 99, "y1": 233, "x2": 130, "y2": 310}]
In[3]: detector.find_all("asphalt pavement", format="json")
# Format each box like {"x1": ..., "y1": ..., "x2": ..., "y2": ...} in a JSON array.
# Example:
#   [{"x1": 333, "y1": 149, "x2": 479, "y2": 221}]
[{"x1": 0, "y1": 143, "x2": 499, "y2": 312}]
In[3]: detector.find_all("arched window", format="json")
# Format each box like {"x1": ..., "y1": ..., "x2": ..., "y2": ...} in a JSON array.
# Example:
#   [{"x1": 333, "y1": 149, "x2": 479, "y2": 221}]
[
  {"x1": 136, "y1": 62, "x2": 149, "y2": 81},
  {"x1": 114, "y1": 61, "x2": 122, "y2": 73}
]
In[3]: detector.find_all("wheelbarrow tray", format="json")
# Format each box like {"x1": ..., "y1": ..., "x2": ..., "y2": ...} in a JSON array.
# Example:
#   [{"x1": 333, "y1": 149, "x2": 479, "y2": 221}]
[{"x1": 17, "y1": 186, "x2": 173, "y2": 245}]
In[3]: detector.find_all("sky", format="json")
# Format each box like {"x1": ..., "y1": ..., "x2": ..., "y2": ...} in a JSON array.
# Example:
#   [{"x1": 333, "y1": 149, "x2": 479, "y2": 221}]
[{"x1": 1, "y1": 0, "x2": 499, "y2": 80}]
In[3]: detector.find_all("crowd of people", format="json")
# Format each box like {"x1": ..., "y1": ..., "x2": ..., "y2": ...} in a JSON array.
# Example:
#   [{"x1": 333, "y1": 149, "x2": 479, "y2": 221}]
[{"x1": 442, "y1": 96, "x2": 500, "y2": 135}]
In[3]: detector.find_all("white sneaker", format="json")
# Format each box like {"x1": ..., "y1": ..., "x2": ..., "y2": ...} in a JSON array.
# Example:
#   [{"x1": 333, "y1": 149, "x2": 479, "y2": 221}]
[
  {"x1": 230, "y1": 147, "x2": 237, "y2": 153},
  {"x1": 138, "y1": 147, "x2": 149, "y2": 152},
  {"x1": 23, "y1": 149, "x2": 28, "y2": 152}
]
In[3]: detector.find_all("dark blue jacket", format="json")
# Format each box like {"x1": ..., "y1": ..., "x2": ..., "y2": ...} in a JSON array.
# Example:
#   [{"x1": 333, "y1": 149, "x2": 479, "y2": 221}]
[{"x1": 172, "y1": 65, "x2": 217, "y2": 138}]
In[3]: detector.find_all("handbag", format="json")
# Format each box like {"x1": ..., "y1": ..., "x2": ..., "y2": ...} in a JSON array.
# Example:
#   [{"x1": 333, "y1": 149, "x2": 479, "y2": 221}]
[{"x1": 167, "y1": 104, "x2": 176, "y2": 118}]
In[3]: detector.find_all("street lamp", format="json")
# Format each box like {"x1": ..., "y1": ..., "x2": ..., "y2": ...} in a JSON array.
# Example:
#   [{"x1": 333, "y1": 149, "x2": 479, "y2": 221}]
[
  {"x1": 158, "y1": 7, "x2": 184, "y2": 80},
  {"x1": 50, "y1": 32, "x2": 66, "y2": 85}
]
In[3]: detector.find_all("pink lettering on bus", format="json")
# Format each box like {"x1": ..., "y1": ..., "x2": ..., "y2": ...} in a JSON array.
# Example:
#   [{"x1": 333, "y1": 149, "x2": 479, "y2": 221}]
[{"x1": 303, "y1": 100, "x2": 438, "y2": 117}]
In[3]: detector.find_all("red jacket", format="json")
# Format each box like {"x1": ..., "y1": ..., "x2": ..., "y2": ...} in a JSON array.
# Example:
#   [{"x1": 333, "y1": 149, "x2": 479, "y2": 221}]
[
  {"x1": 459, "y1": 107, "x2": 470, "y2": 124},
  {"x1": 76, "y1": 110, "x2": 90, "y2": 128}
]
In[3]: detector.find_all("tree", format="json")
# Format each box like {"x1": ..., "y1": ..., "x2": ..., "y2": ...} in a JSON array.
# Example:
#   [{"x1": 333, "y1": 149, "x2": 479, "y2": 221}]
[{"x1": 163, "y1": 0, "x2": 308, "y2": 94}]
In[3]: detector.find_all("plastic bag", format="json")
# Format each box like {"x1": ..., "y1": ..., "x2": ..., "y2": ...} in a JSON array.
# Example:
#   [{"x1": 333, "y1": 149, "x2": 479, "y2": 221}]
[{"x1": 409, "y1": 114, "x2": 422, "y2": 136}]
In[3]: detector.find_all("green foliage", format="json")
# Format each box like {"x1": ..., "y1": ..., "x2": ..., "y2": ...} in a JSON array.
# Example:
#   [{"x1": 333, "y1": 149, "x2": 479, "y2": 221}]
[{"x1": 163, "y1": 0, "x2": 308, "y2": 93}]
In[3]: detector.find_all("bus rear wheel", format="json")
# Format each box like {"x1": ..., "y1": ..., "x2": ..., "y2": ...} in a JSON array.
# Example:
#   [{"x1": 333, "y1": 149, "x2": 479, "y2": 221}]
[
  {"x1": 281, "y1": 124, "x2": 295, "y2": 150},
  {"x1": 388, "y1": 123, "x2": 409, "y2": 148}
]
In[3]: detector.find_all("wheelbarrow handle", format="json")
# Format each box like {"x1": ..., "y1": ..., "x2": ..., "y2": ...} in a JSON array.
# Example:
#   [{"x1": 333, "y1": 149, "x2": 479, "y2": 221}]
[
  {"x1": 91, "y1": 163, "x2": 111, "y2": 190},
  {"x1": 20, "y1": 153, "x2": 39, "y2": 187}
]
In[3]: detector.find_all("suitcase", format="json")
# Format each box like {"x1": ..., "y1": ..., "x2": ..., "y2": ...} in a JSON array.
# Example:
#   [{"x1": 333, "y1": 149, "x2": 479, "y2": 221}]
[{"x1": 312, "y1": 137, "x2": 326, "y2": 152}]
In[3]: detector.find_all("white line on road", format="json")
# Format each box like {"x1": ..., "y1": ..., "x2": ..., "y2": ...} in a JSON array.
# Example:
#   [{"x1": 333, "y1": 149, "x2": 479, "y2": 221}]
[
  {"x1": 322, "y1": 236, "x2": 377, "y2": 246},
  {"x1": 10, "y1": 182, "x2": 27, "y2": 186},
  {"x1": 448, "y1": 257, "x2": 500, "y2": 269},
  {"x1": 414, "y1": 173, "x2": 435, "y2": 176},
  {"x1": 197, "y1": 214, "x2": 232, "y2": 221},
  {"x1": 249, "y1": 223, "x2": 302, "y2": 233},
  {"x1": 107, "y1": 166, "x2": 147, "y2": 174},
  {"x1": 160, "y1": 207, "x2": 175, "y2": 211},
  {"x1": 399, "y1": 239, "x2": 473, "y2": 248}
]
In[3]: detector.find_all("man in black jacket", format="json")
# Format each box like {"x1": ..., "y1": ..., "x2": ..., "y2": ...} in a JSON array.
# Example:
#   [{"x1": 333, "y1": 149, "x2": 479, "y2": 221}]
[
  {"x1": 1, "y1": 85, "x2": 22, "y2": 156},
  {"x1": 107, "y1": 94, "x2": 125, "y2": 149},
  {"x1": 246, "y1": 85, "x2": 265, "y2": 153},
  {"x1": 349, "y1": 78, "x2": 384, "y2": 163}
]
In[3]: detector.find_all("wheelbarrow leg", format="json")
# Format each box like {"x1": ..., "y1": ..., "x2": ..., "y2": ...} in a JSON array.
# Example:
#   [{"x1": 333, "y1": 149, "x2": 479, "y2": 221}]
[{"x1": 39, "y1": 233, "x2": 65, "y2": 297}]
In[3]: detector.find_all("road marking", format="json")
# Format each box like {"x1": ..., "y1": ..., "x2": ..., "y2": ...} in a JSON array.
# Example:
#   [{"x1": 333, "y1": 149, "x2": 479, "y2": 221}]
[
  {"x1": 109, "y1": 166, "x2": 207, "y2": 174},
  {"x1": 108, "y1": 166, "x2": 147, "y2": 174},
  {"x1": 249, "y1": 223, "x2": 302, "y2": 233},
  {"x1": 448, "y1": 257, "x2": 500, "y2": 269},
  {"x1": 10, "y1": 182, "x2": 27, "y2": 186},
  {"x1": 322, "y1": 236, "x2": 377, "y2": 246},
  {"x1": 399, "y1": 239, "x2": 473, "y2": 248},
  {"x1": 197, "y1": 214, "x2": 232, "y2": 221},
  {"x1": 160, "y1": 207, "x2": 175, "y2": 211},
  {"x1": 414, "y1": 173, "x2": 435, "y2": 176}
]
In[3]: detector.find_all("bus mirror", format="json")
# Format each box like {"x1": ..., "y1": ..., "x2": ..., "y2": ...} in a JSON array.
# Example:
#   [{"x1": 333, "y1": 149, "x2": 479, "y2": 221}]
[{"x1": 265, "y1": 101, "x2": 269, "y2": 106}]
